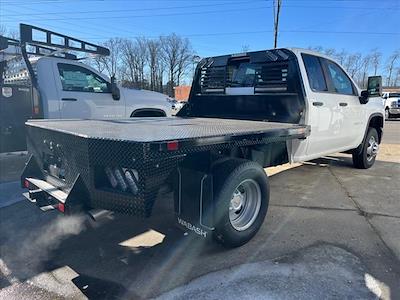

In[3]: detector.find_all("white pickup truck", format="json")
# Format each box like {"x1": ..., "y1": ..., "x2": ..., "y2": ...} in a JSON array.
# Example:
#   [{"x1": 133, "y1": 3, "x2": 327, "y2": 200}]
[
  {"x1": 383, "y1": 92, "x2": 400, "y2": 119},
  {"x1": 0, "y1": 24, "x2": 171, "y2": 152},
  {"x1": 22, "y1": 48, "x2": 384, "y2": 247}
]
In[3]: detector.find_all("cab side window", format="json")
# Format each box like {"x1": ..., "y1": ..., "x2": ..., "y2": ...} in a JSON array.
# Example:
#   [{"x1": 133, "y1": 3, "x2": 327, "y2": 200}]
[
  {"x1": 324, "y1": 60, "x2": 355, "y2": 95},
  {"x1": 302, "y1": 54, "x2": 328, "y2": 92},
  {"x1": 58, "y1": 63, "x2": 110, "y2": 93}
]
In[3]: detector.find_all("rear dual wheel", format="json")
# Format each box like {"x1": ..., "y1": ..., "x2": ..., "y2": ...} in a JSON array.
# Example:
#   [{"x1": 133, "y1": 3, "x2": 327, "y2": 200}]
[{"x1": 212, "y1": 159, "x2": 269, "y2": 247}]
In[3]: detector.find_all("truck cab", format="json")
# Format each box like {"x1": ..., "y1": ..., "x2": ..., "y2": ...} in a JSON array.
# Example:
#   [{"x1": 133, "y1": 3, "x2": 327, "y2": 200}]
[
  {"x1": 383, "y1": 91, "x2": 400, "y2": 119},
  {"x1": 290, "y1": 48, "x2": 384, "y2": 162},
  {"x1": 35, "y1": 57, "x2": 171, "y2": 119}
]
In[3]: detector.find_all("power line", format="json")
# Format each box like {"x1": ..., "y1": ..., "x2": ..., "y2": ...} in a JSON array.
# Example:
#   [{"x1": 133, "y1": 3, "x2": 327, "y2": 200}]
[
  {"x1": 0, "y1": 5, "x2": 272, "y2": 23},
  {"x1": 47, "y1": 29, "x2": 399, "y2": 41},
  {"x1": 0, "y1": 0, "x2": 263, "y2": 16},
  {"x1": 1, "y1": 2, "x2": 397, "y2": 17}
]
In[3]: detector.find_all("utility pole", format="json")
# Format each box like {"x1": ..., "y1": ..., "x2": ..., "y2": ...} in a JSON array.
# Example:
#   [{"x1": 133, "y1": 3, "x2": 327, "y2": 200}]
[{"x1": 273, "y1": 0, "x2": 282, "y2": 49}]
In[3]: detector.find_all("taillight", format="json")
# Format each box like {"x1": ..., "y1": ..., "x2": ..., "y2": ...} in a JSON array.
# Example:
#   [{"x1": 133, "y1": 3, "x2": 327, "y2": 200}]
[
  {"x1": 167, "y1": 140, "x2": 179, "y2": 151},
  {"x1": 58, "y1": 203, "x2": 65, "y2": 213},
  {"x1": 33, "y1": 106, "x2": 40, "y2": 115},
  {"x1": 24, "y1": 179, "x2": 30, "y2": 188},
  {"x1": 32, "y1": 88, "x2": 41, "y2": 117}
]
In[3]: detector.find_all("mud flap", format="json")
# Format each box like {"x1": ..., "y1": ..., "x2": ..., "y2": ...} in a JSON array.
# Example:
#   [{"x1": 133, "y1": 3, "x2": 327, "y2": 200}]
[{"x1": 174, "y1": 167, "x2": 214, "y2": 238}]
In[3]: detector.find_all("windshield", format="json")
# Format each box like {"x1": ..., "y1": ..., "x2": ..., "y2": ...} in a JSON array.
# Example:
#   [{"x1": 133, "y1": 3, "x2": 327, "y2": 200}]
[{"x1": 389, "y1": 93, "x2": 400, "y2": 98}]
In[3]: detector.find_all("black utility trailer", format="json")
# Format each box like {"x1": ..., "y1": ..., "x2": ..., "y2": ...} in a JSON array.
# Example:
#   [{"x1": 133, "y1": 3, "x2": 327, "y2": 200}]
[{"x1": 22, "y1": 49, "x2": 311, "y2": 247}]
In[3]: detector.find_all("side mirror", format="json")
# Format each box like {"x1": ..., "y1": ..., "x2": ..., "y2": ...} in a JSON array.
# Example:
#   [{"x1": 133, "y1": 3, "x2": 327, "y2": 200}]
[
  {"x1": 359, "y1": 90, "x2": 369, "y2": 104},
  {"x1": 110, "y1": 76, "x2": 120, "y2": 101},
  {"x1": 359, "y1": 76, "x2": 382, "y2": 104},
  {"x1": 367, "y1": 76, "x2": 382, "y2": 97}
]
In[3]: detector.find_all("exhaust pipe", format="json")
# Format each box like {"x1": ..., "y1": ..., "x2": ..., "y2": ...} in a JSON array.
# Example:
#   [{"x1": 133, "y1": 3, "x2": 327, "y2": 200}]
[{"x1": 88, "y1": 209, "x2": 113, "y2": 221}]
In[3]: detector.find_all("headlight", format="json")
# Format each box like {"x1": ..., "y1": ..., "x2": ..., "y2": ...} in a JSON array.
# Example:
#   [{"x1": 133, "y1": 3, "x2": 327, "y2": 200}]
[{"x1": 391, "y1": 102, "x2": 397, "y2": 108}]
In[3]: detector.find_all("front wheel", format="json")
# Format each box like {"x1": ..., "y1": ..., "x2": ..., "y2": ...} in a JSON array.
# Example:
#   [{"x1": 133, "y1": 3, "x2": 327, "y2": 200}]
[
  {"x1": 352, "y1": 127, "x2": 379, "y2": 169},
  {"x1": 212, "y1": 159, "x2": 269, "y2": 247}
]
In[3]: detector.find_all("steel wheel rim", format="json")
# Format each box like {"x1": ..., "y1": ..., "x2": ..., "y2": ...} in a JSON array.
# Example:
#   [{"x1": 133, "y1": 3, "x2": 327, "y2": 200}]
[
  {"x1": 229, "y1": 179, "x2": 261, "y2": 231},
  {"x1": 366, "y1": 135, "x2": 379, "y2": 162}
]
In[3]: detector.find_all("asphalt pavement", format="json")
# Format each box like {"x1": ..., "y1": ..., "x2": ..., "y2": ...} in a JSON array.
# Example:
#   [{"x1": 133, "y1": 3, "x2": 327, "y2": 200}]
[{"x1": 0, "y1": 121, "x2": 399, "y2": 299}]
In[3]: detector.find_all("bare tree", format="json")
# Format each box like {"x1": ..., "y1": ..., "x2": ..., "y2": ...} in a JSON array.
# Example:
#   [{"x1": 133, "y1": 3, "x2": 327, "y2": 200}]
[
  {"x1": 119, "y1": 37, "x2": 148, "y2": 88},
  {"x1": 393, "y1": 67, "x2": 400, "y2": 87},
  {"x1": 386, "y1": 50, "x2": 400, "y2": 86},
  {"x1": 176, "y1": 38, "x2": 194, "y2": 86},
  {"x1": 92, "y1": 38, "x2": 123, "y2": 78},
  {"x1": 241, "y1": 45, "x2": 250, "y2": 52},
  {"x1": 147, "y1": 39, "x2": 160, "y2": 91},
  {"x1": 370, "y1": 48, "x2": 382, "y2": 76},
  {"x1": 135, "y1": 37, "x2": 148, "y2": 89},
  {"x1": 0, "y1": 25, "x2": 18, "y2": 39},
  {"x1": 343, "y1": 53, "x2": 362, "y2": 79},
  {"x1": 0, "y1": 25, "x2": 7, "y2": 36},
  {"x1": 335, "y1": 49, "x2": 348, "y2": 66},
  {"x1": 120, "y1": 39, "x2": 138, "y2": 85},
  {"x1": 161, "y1": 34, "x2": 183, "y2": 96},
  {"x1": 359, "y1": 54, "x2": 372, "y2": 88}
]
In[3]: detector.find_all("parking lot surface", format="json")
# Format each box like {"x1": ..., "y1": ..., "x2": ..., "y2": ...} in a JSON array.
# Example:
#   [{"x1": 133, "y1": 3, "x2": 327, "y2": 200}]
[{"x1": 0, "y1": 121, "x2": 399, "y2": 299}]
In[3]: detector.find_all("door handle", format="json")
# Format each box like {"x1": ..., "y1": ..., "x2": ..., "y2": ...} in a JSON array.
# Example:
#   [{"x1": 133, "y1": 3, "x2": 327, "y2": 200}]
[
  {"x1": 61, "y1": 98, "x2": 77, "y2": 101},
  {"x1": 339, "y1": 102, "x2": 348, "y2": 107},
  {"x1": 312, "y1": 102, "x2": 324, "y2": 107}
]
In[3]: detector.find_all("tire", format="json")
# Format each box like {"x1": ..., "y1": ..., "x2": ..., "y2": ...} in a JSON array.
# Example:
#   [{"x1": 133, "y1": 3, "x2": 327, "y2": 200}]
[
  {"x1": 212, "y1": 159, "x2": 269, "y2": 247},
  {"x1": 352, "y1": 127, "x2": 379, "y2": 169}
]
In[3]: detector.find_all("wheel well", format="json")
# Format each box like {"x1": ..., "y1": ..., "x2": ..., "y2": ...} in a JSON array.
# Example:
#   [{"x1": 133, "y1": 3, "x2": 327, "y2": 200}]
[
  {"x1": 130, "y1": 108, "x2": 166, "y2": 117},
  {"x1": 368, "y1": 115, "x2": 383, "y2": 143}
]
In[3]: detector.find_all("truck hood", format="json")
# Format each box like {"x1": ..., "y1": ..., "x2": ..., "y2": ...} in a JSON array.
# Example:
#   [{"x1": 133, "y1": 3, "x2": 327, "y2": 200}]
[{"x1": 120, "y1": 87, "x2": 172, "y2": 115}]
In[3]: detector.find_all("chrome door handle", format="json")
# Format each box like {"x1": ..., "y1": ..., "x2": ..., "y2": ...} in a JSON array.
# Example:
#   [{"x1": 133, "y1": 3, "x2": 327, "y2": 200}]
[
  {"x1": 339, "y1": 102, "x2": 348, "y2": 107},
  {"x1": 312, "y1": 102, "x2": 324, "y2": 106}
]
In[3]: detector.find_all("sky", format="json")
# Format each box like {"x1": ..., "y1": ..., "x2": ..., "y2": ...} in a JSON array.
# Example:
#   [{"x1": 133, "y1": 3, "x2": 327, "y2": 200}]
[{"x1": 0, "y1": 0, "x2": 399, "y2": 60}]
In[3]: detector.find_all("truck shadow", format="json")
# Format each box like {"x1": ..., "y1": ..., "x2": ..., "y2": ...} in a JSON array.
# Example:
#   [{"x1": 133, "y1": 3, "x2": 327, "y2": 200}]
[{"x1": 1, "y1": 156, "x2": 399, "y2": 299}]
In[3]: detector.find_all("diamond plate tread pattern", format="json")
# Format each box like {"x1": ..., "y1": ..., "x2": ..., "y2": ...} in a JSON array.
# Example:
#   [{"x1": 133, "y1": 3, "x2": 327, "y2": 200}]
[{"x1": 26, "y1": 117, "x2": 305, "y2": 142}]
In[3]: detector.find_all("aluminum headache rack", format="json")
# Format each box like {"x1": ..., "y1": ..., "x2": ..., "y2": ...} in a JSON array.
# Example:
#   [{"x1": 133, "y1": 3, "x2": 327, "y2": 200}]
[
  {"x1": 1, "y1": 24, "x2": 109, "y2": 61},
  {"x1": 19, "y1": 23, "x2": 110, "y2": 58},
  {"x1": 1, "y1": 23, "x2": 110, "y2": 97}
]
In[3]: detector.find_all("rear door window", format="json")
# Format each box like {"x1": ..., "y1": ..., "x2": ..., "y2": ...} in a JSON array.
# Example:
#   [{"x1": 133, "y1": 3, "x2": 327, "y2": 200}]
[{"x1": 302, "y1": 54, "x2": 328, "y2": 92}]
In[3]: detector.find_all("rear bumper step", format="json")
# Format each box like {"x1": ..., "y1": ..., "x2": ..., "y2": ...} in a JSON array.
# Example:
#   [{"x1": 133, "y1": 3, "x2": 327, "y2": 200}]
[
  {"x1": 21, "y1": 155, "x2": 88, "y2": 214},
  {"x1": 23, "y1": 178, "x2": 67, "y2": 212},
  {"x1": 26, "y1": 177, "x2": 68, "y2": 203}
]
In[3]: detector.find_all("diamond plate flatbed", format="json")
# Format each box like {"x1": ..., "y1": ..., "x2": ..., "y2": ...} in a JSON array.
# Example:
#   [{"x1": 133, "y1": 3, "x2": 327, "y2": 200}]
[{"x1": 25, "y1": 117, "x2": 310, "y2": 144}]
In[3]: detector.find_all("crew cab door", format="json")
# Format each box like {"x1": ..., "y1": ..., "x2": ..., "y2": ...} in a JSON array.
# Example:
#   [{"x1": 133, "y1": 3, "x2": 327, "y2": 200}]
[
  {"x1": 301, "y1": 54, "x2": 345, "y2": 156},
  {"x1": 55, "y1": 62, "x2": 124, "y2": 119},
  {"x1": 320, "y1": 58, "x2": 364, "y2": 149}
]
